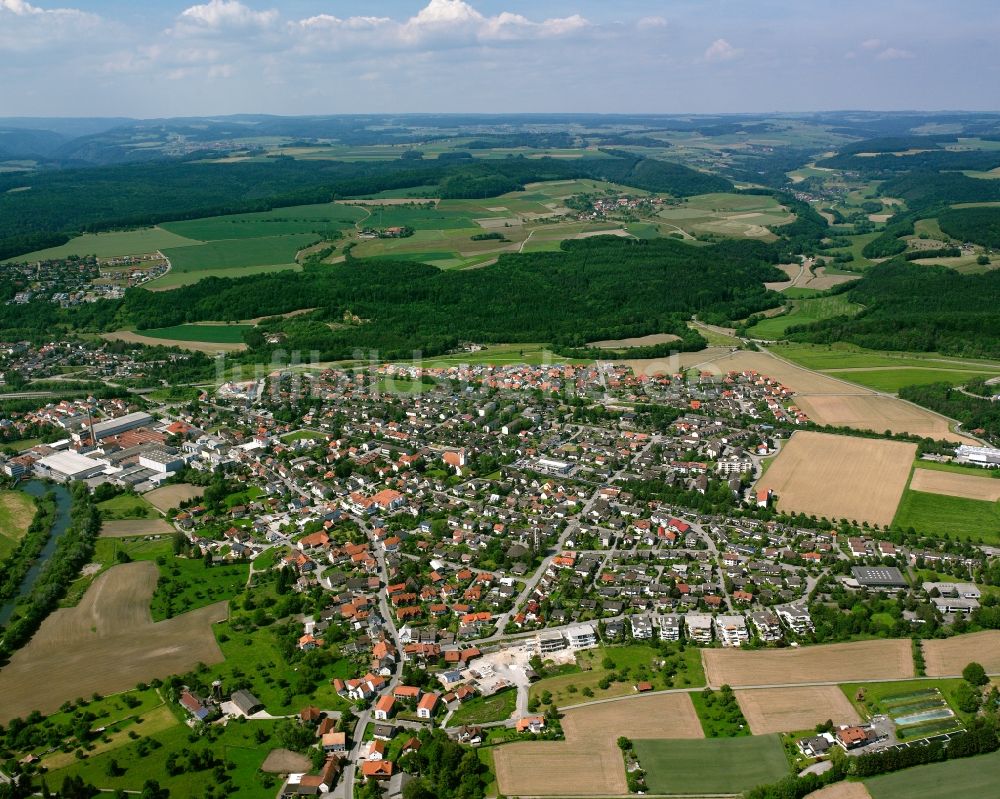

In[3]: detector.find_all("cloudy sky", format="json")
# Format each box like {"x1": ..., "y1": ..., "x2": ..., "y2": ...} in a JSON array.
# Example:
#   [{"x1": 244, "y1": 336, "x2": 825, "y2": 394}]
[{"x1": 1, "y1": 0, "x2": 997, "y2": 117}]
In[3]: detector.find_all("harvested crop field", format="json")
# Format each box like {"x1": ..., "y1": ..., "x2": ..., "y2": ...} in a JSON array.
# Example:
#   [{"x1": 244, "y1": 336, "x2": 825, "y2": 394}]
[
  {"x1": 100, "y1": 519, "x2": 174, "y2": 537},
  {"x1": 143, "y1": 483, "x2": 204, "y2": 512},
  {"x1": 493, "y1": 693, "x2": 702, "y2": 796},
  {"x1": 588, "y1": 333, "x2": 680, "y2": 349},
  {"x1": 756, "y1": 431, "x2": 915, "y2": 527},
  {"x1": 792, "y1": 394, "x2": 976, "y2": 443},
  {"x1": 909, "y1": 469, "x2": 1000, "y2": 502},
  {"x1": 102, "y1": 330, "x2": 247, "y2": 354},
  {"x1": 736, "y1": 686, "x2": 861, "y2": 734},
  {"x1": 702, "y1": 640, "x2": 914, "y2": 688},
  {"x1": 805, "y1": 783, "x2": 874, "y2": 799},
  {"x1": 261, "y1": 749, "x2": 312, "y2": 774},
  {"x1": 922, "y1": 631, "x2": 1000, "y2": 677},
  {"x1": 0, "y1": 562, "x2": 227, "y2": 723}
]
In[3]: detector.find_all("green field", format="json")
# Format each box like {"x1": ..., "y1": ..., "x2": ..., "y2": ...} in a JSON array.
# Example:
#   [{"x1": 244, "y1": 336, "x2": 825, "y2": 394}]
[
  {"x1": 771, "y1": 342, "x2": 1000, "y2": 373},
  {"x1": 864, "y1": 749, "x2": 1000, "y2": 799},
  {"x1": 748, "y1": 295, "x2": 860, "y2": 339},
  {"x1": 913, "y1": 460, "x2": 1000, "y2": 479},
  {"x1": 160, "y1": 203, "x2": 366, "y2": 241},
  {"x1": 414, "y1": 342, "x2": 590, "y2": 368},
  {"x1": 48, "y1": 714, "x2": 286, "y2": 798},
  {"x1": 158, "y1": 234, "x2": 316, "y2": 280},
  {"x1": 97, "y1": 493, "x2": 159, "y2": 520},
  {"x1": 448, "y1": 688, "x2": 517, "y2": 725},
  {"x1": 633, "y1": 735, "x2": 789, "y2": 794},
  {"x1": 0, "y1": 489, "x2": 36, "y2": 559},
  {"x1": 690, "y1": 687, "x2": 751, "y2": 737},
  {"x1": 137, "y1": 323, "x2": 253, "y2": 344},
  {"x1": 529, "y1": 644, "x2": 704, "y2": 707},
  {"x1": 2, "y1": 227, "x2": 201, "y2": 262},
  {"x1": 657, "y1": 192, "x2": 793, "y2": 239},
  {"x1": 893, "y1": 489, "x2": 1000, "y2": 542},
  {"x1": 841, "y1": 678, "x2": 970, "y2": 738},
  {"x1": 828, "y1": 368, "x2": 996, "y2": 393}
]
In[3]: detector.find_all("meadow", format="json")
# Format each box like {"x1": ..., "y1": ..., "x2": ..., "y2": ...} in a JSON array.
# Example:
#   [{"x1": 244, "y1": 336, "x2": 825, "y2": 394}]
[
  {"x1": 657, "y1": 192, "x2": 793, "y2": 239},
  {"x1": 137, "y1": 323, "x2": 253, "y2": 344},
  {"x1": 155, "y1": 234, "x2": 316, "y2": 284},
  {"x1": 863, "y1": 749, "x2": 1000, "y2": 799},
  {"x1": 2, "y1": 226, "x2": 200, "y2": 262},
  {"x1": 747, "y1": 294, "x2": 861, "y2": 339},
  {"x1": 160, "y1": 202, "x2": 366, "y2": 240},
  {"x1": 633, "y1": 735, "x2": 789, "y2": 795},
  {"x1": 0, "y1": 489, "x2": 35, "y2": 559},
  {"x1": 892, "y1": 489, "x2": 1000, "y2": 542},
  {"x1": 448, "y1": 688, "x2": 517, "y2": 725}
]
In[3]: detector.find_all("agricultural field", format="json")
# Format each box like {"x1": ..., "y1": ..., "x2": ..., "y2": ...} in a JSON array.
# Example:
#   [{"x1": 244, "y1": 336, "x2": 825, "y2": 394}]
[
  {"x1": 793, "y1": 394, "x2": 977, "y2": 443},
  {"x1": 823, "y1": 368, "x2": 997, "y2": 392},
  {"x1": 922, "y1": 631, "x2": 1000, "y2": 676},
  {"x1": 703, "y1": 639, "x2": 914, "y2": 688},
  {"x1": 807, "y1": 784, "x2": 874, "y2": 799},
  {"x1": 0, "y1": 489, "x2": 35, "y2": 559},
  {"x1": 0, "y1": 562, "x2": 227, "y2": 723},
  {"x1": 416, "y1": 342, "x2": 590, "y2": 368},
  {"x1": 657, "y1": 192, "x2": 794, "y2": 239},
  {"x1": 143, "y1": 483, "x2": 204, "y2": 513},
  {"x1": 756, "y1": 431, "x2": 916, "y2": 527},
  {"x1": 909, "y1": 468, "x2": 1000, "y2": 502},
  {"x1": 892, "y1": 489, "x2": 1000, "y2": 543},
  {"x1": 100, "y1": 519, "x2": 174, "y2": 537},
  {"x1": 747, "y1": 294, "x2": 861, "y2": 339},
  {"x1": 736, "y1": 686, "x2": 861, "y2": 735},
  {"x1": 160, "y1": 202, "x2": 366, "y2": 241},
  {"x1": 134, "y1": 323, "x2": 253, "y2": 344},
  {"x1": 843, "y1": 680, "x2": 966, "y2": 739},
  {"x1": 102, "y1": 329, "x2": 248, "y2": 354},
  {"x1": 493, "y1": 693, "x2": 703, "y2": 797},
  {"x1": 154, "y1": 234, "x2": 316, "y2": 288},
  {"x1": 863, "y1": 749, "x2": 1000, "y2": 799},
  {"x1": 1, "y1": 226, "x2": 201, "y2": 262},
  {"x1": 633, "y1": 735, "x2": 789, "y2": 795}
]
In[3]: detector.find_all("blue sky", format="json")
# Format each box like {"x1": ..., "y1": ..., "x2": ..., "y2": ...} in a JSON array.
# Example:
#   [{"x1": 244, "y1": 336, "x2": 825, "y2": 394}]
[{"x1": 0, "y1": 0, "x2": 997, "y2": 117}]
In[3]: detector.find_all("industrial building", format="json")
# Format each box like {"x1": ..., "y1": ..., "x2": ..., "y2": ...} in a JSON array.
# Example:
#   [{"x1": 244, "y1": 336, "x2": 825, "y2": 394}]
[{"x1": 36, "y1": 450, "x2": 109, "y2": 481}]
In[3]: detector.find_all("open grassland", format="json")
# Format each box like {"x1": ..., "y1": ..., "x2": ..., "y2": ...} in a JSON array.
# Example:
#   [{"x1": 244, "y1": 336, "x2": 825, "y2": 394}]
[
  {"x1": 823, "y1": 368, "x2": 997, "y2": 392},
  {"x1": 748, "y1": 295, "x2": 861, "y2": 339},
  {"x1": 0, "y1": 489, "x2": 35, "y2": 559},
  {"x1": 922, "y1": 631, "x2": 1000, "y2": 676},
  {"x1": 756, "y1": 431, "x2": 916, "y2": 526},
  {"x1": 736, "y1": 686, "x2": 861, "y2": 735},
  {"x1": 97, "y1": 492, "x2": 158, "y2": 520},
  {"x1": 493, "y1": 693, "x2": 703, "y2": 797},
  {"x1": 909, "y1": 468, "x2": 1000, "y2": 501},
  {"x1": 863, "y1": 749, "x2": 1000, "y2": 799},
  {"x1": 657, "y1": 192, "x2": 793, "y2": 239},
  {"x1": 0, "y1": 562, "x2": 226, "y2": 723},
  {"x1": 415, "y1": 342, "x2": 591, "y2": 368},
  {"x1": 634, "y1": 735, "x2": 789, "y2": 795},
  {"x1": 99, "y1": 519, "x2": 174, "y2": 537},
  {"x1": 1, "y1": 226, "x2": 201, "y2": 262},
  {"x1": 161, "y1": 202, "x2": 366, "y2": 240},
  {"x1": 48, "y1": 715, "x2": 284, "y2": 799},
  {"x1": 703, "y1": 640, "x2": 914, "y2": 688},
  {"x1": 448, "y1": 688, "x2": 517, "y2": 725},
  {"x1": 102, "y1": 329, "x2": 247, "y2": 353},
  {"x1": 529, "y1": 644, "x2": 705, "y2": 707},
  {"x1": 143, "y1": 483, "x2": 204, "y2": 513},
  {"x1": 892, "y1": 489, "x2": 1000, "y2": 543},
  {"x1": 137, "y1": 323, "x2": 253, "y2": 344},
  {"x1": 772, "y1": 343, "x2": 1000, "y2": 374},
  {"x1": 153, "y1": 233, "x2": 316, "y2": 285}
]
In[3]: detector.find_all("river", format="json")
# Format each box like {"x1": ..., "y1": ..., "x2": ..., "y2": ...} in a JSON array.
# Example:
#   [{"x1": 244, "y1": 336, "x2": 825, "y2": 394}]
[{"x1": 0, "y1": 480, "x2": 73, "y2": 627}]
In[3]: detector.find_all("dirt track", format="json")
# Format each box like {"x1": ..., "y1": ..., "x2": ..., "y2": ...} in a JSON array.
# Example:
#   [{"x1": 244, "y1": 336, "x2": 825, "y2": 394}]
[{"x1": 0, "y1": 562, "x2": 227, "y2": 723}]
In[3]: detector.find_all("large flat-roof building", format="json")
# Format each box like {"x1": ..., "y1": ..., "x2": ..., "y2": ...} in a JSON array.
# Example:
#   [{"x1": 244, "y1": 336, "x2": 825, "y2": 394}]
[
  {"x1": 852, "y1": 566, "x2": 907, "y2": 590},
  {"x1": 36, "y1": 450, "x2": 108, "y2": 482},
  {"x1": 90, "y1": 411, "x2": 154, "y2": 441}
]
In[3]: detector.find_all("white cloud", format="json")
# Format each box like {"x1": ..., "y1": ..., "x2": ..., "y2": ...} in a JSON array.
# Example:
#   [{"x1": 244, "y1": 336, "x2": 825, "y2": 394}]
[
  {"x1": 637, "y1": 16, "x2": 668, "y2": 29},
  {"x1": 861, "y1": 38, "x2": 883, "y2": 50},
  {"x1": 0, "y1": 0, "x2": 102, "y2": 52},
  {"x1": 179, "y1": 0, "x2": 278, "y2": 30},
  {"x1": 877, "y1": 47, "x2": 915, "y2": 60},
  {"x1": 704, "y1": 38, "x2": 741, "y2": 62}
]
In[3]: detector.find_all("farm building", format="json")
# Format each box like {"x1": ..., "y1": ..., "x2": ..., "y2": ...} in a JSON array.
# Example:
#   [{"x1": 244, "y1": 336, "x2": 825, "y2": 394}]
[{"x1": 231, "y1": 689, "x2": 263, "y2": 716}]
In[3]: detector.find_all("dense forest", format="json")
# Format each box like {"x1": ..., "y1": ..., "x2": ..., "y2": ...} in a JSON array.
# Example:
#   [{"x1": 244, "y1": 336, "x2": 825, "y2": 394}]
[
  {"x1": 939, "y1": 206, "x2": 1000, "y2": 248},
  {"x1": 0, "y1": 152, "x2": 729, "y2": 260},
  {"x1": 115, "y1": 237, "x2": 781, "y2": 360},
  {"x1": 786, "y1": 261, "x2": 1000, "y2": 358},
  {"x1": 898, "y1": 383, "x2": 1000, "y2": 443},
  {"x1": 878, "y1": 171, "x2": 1000, "y2": 212}
]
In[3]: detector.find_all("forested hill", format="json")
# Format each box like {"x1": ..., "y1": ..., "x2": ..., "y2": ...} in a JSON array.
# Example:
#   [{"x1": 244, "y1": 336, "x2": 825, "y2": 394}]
[
  {"x1": 786, "y1": 261, "x2": 1000, "y2": 359},
  {"x1": 101, "y1": 237, "x2": 779, "y2": 361},
  {"x1": 0, "y1": 153, "x2": 730, "y2": 261}
]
